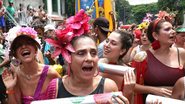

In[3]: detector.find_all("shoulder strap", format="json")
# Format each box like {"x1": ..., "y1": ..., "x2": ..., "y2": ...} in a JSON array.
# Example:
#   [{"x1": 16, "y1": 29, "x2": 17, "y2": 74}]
[
  {"x1": 91, "y1": 77, "x2": 105, "y2": 94},
  {"x1": 33, "y1": 65, "x2": 49, "y2": 99},
  {"x1": 177, "y1": 48, "x2": 181, "y2": 67}
]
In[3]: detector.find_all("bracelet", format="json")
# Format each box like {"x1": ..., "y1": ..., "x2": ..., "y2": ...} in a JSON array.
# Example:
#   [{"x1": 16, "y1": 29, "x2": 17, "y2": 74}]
[
  {"x1": 6, "y1": 89, "x2": 15, "y2": 94},
  {"x1": 98, "y1": 63, "x2": 105, "y2": 72}
]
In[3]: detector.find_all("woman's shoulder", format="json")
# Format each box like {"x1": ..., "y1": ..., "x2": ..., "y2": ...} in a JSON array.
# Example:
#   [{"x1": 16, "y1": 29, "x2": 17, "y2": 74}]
[
  {"x1": 172, "y1": 77, "x2": 185, "y2": 99},
  {"x1": 102, "y1": 76, "x2": 118, "y2": 92},
  {"x1": 39, "y1": 64, "x2": 61, "y2": 78},
  {"x1": 175, "y1": 47, "x2": 185, "y2": 66}
]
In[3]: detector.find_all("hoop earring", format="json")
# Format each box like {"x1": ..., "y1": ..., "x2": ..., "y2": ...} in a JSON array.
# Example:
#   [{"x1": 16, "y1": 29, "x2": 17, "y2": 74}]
[{"x1": 11, "y1": 58, "x2": 21, "y2": 67}]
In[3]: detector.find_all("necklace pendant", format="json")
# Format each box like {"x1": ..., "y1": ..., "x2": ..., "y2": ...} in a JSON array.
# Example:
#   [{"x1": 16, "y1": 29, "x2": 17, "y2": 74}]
[{"x1": 26, "y1": 75, "x2": 31, "y2": 80}]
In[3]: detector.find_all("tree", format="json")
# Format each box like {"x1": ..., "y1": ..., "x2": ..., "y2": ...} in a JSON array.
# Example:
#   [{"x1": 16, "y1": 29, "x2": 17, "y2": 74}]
[
  {"x1": 158, "y1": 0, "x2": 185, "y2": 25},
  {"x1": 115, "y1": 0, "x2": 131, "y2": 24},
  {"x1": 131, "y1": 3, "x2": 158, "y2": 24},
  {"x1": 65, "y1": 0, "x2": 75, "y2": 17}
]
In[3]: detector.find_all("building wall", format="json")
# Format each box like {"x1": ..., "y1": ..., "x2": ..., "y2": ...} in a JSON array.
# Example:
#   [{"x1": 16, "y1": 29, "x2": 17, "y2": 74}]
[{"x1": 4, "y1": 0, "x2": 43, "y2": 10}]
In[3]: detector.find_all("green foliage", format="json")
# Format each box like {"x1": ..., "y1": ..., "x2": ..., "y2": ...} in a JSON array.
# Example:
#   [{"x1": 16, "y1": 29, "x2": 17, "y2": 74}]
[
  {"x1": 131, "y1": 3, "x2": 158, "y2": 24},
  {"x1": 65, "y1": 0, "x2": 75, "y2": 17},
  {"x1": 115, "y1": 0, "x2": 131, "y2": 24},
  {"x1": 158, "y1": 0, "x2": 185, "y2": 25}
]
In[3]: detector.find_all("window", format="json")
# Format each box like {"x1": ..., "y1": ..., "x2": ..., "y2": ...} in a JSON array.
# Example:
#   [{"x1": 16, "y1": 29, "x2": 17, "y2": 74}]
[
  {"x1": 42, "y1": 0, "x2": 47, "y2": 11},
  {"x1": 52, "y1": 0, "x2": 58, "y2": 13}
]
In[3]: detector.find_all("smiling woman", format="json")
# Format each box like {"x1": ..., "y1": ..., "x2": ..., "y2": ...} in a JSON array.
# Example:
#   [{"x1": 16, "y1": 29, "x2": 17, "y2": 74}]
[{"x1": 1, "y1": 27, "x2": 60, "y2": 104}]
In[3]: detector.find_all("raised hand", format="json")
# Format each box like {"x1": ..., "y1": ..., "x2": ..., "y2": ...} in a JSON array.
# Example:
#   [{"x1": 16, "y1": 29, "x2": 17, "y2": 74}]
[
  {"x1": 123, "y1": 69, "x2": 136, "y2": 94},
  {"x1": 2, "y1": 67, "x2": 17, "y2": 90}
]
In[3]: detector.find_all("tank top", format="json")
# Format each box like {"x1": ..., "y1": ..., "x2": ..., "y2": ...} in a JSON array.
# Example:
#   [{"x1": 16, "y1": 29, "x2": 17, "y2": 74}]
[
  {"x1": 57, "y1": 77, "x2": 105, "y2": 98},
  {"x1": 22, "y1": 65, "x2": 49, "y2": 104},
  {"x1": 144, "y1": 50, "x2": 185, "y2": 86}
]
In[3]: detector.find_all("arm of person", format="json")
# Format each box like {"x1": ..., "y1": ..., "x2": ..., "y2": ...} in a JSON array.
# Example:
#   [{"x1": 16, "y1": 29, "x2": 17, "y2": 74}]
[
  {"x1": 2, "y1": 68, "x2": 21, "y2": 104},
  {"x1": 123, "y1": 69, "x2": 136, "y2": 103},
  {"x1": 171, "y1": 77, "x2": 185, "y2": 100},
  {"x1": 45, "y1": 51, "x2": 55, "y2": 65},
  {"x1": 0, "y1": 57, "x2": 10, "y2": 68},
  {"x1": 134, "y1": 84, "x2": 172, "y2": 97},
  {"x1": 104, "y1": 78, "x2": 118, "y2": 92},
  {"x1": 7, "y1": 84, "x2": 22, "y2": 104},
  {"x1": 104, "y1": 78, "x2": 129, "y2": 104},
  {"x1": 122, "y1": 46, "x2": 136, "y2": 64},
  {"x1": 48, "y1": 66, "x2": 61, "y2": 79}
]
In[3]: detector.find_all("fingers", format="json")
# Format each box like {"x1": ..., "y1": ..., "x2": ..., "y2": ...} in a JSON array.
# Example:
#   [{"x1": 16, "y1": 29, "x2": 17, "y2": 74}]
[
  {"x1": 161, "y1": 88, "x2": 172, "y2": 97},
  {"x1": 2, "y1": 68, "x2": 13, "y2": 80},
  {"x1": 112, "y1": 95, "x2": 129, "y2": 104},
  {"x1": 124, "y1": 70, "x2": 136, "y2": 85},
  {"x1": 148, "y1": 99, "x2": 162, "y2": 104}
]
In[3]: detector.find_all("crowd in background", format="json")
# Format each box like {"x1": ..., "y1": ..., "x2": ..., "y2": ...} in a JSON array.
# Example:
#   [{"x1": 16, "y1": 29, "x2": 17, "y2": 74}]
[{"x1": 0, "y1": 0, "x2": 185, "y2": 104}]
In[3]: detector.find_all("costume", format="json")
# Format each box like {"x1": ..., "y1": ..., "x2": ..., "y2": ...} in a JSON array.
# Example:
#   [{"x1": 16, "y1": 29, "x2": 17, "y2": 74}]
[
  {"x1": 132, "y1": 50, "x2": 185, "y2": 104},
  {"x1": 22, "y1": 65, "x2": 49, "y2": 104},
  {"x1": 144, "y1": 50, "x2": 185, "y2": 86}
]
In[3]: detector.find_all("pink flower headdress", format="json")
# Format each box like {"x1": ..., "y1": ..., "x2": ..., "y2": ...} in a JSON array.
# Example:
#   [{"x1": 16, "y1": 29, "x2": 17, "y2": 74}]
[
  {"x1": 17, "y1": 27, "x2": 41, "y2": 44},
  {"x1": 5, "y1": 26, "x2": 41, "y2": 49},
  {"x1": 46, "y1": 9, "x2": 90, "y2": 63}
]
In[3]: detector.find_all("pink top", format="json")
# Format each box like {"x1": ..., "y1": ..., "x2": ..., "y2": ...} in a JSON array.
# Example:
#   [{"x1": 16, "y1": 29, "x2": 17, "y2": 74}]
[{"x1": 21, "y1": 65, "x2": 52, "y2": 104}]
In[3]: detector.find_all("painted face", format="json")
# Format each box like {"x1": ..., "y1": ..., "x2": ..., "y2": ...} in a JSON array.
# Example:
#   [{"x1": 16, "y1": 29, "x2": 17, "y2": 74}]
[
  {"x1": 157, "y1": 22, "x2": 176, "y2": 45},
  {"x1": 16, "y1": 44, "x2": 37, "y2": 63},
  {"x1": 70, "y1": 37, "x2": 98, "y2": 80},
  {"x1": 103, "y1": 32, "x2": 124, "y2": 62}
]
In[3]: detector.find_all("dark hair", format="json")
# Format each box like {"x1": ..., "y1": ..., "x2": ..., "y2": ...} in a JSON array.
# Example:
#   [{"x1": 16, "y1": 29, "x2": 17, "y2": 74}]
[
  {"x1": 10, "y1": 35, "x2": 40, "y2": 57},
  {"x1": 71, "y1": 34, "x2": 96, "y2": 47},
  {"x1": 114, "y1": 30, "x2": 134, "y2": 59},
  {"x1": 147, "y1": 19, "x2": 167, "y2": 43},
  {"x1": 93, "y1": 17, "x2": 110, "y2": 37}
]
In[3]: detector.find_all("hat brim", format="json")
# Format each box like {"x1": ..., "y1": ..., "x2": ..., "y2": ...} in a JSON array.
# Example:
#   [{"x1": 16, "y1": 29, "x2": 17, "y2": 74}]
[
  {"x1": 100, "y1": 27, "x2": 112, "y2": 32},
  {"x1": 10, "y1": 35, "x2": 40, "y2": 56},
  {"x1": 176, "y1": 27, "x2": 185, "y2": 33}
]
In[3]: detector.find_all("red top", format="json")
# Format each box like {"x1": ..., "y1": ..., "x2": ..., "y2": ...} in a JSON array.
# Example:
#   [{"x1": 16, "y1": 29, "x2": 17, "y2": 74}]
[{"x1": 144, "y1": 50, "x2": 185, "y2": 86}]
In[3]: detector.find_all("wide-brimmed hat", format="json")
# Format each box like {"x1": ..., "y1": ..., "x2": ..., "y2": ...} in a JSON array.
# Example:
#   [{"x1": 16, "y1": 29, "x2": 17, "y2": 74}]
[
  {"x1": 10, "y1": 35, "x2": 40, "y2": 57},
  {"x1": 93, "y1": 17, "x2": 111, "y2": 32},
  {"x1": 6, "y1": 27, "x2": 41, "y2": 57}
]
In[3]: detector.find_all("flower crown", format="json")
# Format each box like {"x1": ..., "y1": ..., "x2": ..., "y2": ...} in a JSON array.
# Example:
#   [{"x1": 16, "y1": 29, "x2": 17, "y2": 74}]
[
  {"x1": 17, "y1": 27, "x2": 38, "y2": 39},
  {"x1": 153, "y1": 11, "x2": 174, "y2": 32},
  {"x1": 46, "y1": 9, "x2": 90, "y2": 63},
  {"x1": 5, "y1": 26, "x2": 41, "y2": 51}
]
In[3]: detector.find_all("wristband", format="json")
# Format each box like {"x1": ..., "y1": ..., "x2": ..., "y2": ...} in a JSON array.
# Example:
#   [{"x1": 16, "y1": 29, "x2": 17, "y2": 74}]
[
  {"x1": 98, "y1": 63, "x2": 105, "y2": 72},
  {"x1": 6, "y1": 89, "x2": 15, "y2": 94}
]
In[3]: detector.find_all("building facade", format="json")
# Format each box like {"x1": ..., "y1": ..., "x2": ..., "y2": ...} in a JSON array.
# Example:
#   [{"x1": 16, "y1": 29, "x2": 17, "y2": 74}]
[{"x1": 4, "y1": 0, "x2": 65, "y2": 21}]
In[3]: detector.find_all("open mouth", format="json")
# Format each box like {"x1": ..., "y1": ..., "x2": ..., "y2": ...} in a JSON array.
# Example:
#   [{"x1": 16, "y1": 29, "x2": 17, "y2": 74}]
[
  {"x1": 169, "y1": 36, "x2": 175, "y2": 39},
  {"x1": 21, "y1": 50, "x2": 31, "y2": 57},
  {"x1": 82, "y1": 66, "x2": 93, "y2": 72},
  {"x1": 104, "y1": 48, "x2": 111, "y2": 54}
]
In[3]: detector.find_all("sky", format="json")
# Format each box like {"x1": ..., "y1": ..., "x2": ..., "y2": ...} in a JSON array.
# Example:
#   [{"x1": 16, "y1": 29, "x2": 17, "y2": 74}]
[{"x1": 126, "y1": 0, "x2": 158, "y2": 5}]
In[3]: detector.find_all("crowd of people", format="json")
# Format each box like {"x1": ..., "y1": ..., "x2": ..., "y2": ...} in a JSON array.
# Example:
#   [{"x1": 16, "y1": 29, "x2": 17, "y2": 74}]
[{"x1": 0, "y1": 0, "x2": 184, "y2": 104}]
